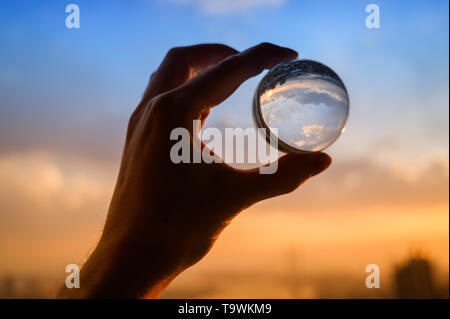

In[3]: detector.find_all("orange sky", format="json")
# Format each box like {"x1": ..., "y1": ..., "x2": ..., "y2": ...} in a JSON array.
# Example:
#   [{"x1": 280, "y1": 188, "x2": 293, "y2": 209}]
[
  {"x1": 0, "y1": 148, "x2": 447, "y2": 297},
  {"x1": 0, "y1": 0, "x2": 448, "y2": 298}
]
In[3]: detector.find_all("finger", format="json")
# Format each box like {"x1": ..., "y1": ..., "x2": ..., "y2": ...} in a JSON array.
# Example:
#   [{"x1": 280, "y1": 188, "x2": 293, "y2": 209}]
[
  {"x1": 233, "y1": 152, "x2": 331, "y2": 205},
  {"x1": 143, "y1": 44, "x2": 239, "y2": 102},
  {"x1": 176, "y1": 42, "x2": 298, "y2": 118}
]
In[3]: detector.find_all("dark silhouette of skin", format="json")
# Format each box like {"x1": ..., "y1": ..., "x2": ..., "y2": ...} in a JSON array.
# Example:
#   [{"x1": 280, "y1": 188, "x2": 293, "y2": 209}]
[{"x1": 58, "y1": 43, "x2": 331, "y2": 298}]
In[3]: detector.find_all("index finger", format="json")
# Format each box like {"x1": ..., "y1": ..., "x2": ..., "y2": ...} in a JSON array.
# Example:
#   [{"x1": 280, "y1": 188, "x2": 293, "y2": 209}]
[
  {"x1": 144, "y1": 44, "x2": 239, "y2": 102},
  {"x1": 176, "y1": 42, "x2": 298, "y2": 118}
]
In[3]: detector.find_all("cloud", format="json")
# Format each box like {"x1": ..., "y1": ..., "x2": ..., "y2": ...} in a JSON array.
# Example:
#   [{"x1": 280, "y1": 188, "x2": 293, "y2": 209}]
[
  {"x1": 294, "y1": 90, "x2": 347, "y2": 111},
  {"x1": 302, "y1": 124, "x2": 324, "y2": 137},
  {"x1": 256, "y1": 157, "x2": 449, "y2": 213},
  {"x1": 0, "y1": 149, "x2": 447, "y2": 240},
  {"x1": 0, "y1": 148, "x2": 447, "y2": 286},
  {"x1": 166, "y1": 0, "x2": 286, "y2": 15},
  {"x1": 0, "y1": 151, "x2": 115, "y2": 240},
  {"x1": 260, "y1": 79, "x2": 348, "y2": 151}
]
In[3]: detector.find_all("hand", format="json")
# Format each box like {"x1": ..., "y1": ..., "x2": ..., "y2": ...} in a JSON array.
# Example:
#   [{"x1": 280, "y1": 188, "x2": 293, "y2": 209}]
[{"x1": 59, "y1": 43, "x2": 331, "y2": 298}]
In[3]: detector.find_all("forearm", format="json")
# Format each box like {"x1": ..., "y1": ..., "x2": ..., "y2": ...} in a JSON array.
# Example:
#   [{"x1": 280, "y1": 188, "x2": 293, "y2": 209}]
[
  {"x1": 57, "y1": 42, "x2": 329, "y2": 299},
  {"x1": 58, "y1": 233, "x2": 181, "y2": 298}
]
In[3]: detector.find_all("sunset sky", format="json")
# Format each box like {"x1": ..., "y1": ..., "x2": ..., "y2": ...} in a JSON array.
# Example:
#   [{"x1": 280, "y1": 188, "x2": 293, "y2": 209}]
[{"x1": 0, "y1": 0, "x2": 448, "y2": 298}]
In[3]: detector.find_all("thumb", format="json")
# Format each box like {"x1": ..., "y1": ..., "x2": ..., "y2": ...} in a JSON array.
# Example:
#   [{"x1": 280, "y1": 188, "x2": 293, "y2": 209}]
[{"x1": 236, "y1": 152, "x2": 332, "y2": 205}]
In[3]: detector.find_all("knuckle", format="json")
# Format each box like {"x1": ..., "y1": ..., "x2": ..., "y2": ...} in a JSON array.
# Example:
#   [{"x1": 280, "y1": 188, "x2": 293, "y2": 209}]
[
  {"x1": 126, "y1": 105, "x2": 145, "y2": 139},
  {"x1": 170, "y1": 86, "x2": 194, "y2": 108},
  {"x1": 128, "y1": 105, "x2": 143, "y2": 127},
  {"x1": 257, "y1": 42, "x2": 274, "y2": 50},
  {"x1": 149, "y1": 91, "x2": 181, "y2": 119},
  {"x1": 128, "y1": 111, "x2": 138, "y2": 128},
  {"x1": 165, "y1": 46, "x2": 185, "y2": 61},
  {"x1": 218, "y1": 54, "x2": 237, "y2": 68},
  {"x1": 151, "y1": 93, "x2": 172, "y2": 112}
]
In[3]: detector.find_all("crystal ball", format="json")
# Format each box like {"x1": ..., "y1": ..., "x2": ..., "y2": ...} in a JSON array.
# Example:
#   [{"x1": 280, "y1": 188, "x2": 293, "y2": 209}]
[{"x1": 253, "y1": 59, "x2": 349, "y2": 153}]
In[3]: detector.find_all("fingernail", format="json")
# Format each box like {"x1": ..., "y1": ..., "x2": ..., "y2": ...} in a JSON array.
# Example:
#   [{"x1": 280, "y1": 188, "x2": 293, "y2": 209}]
[{"x1": 284, "y1": 47, "x2": 299, "y2": 58}]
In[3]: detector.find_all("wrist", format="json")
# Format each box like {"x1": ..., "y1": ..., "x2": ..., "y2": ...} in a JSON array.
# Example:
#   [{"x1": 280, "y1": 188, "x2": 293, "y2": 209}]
[{"x1": 60, "y1": 229, "x2": 181, "y2": 298}]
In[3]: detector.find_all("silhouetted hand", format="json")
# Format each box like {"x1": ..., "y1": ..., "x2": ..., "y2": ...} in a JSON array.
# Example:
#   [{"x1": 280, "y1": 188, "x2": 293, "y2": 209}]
[{"x1": 59, "y1": 43, "x2": 331, "y2": 298}]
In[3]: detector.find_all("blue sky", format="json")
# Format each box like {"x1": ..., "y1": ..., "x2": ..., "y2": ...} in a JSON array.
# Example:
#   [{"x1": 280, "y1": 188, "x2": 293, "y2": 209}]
[
  {"x1": 0, "y1": 0, "x2": 448, "y2": 291},
  {"x1": 0, "y1": 0, "x2": 447, "y2": 167},
  {"x1": 0, "y1": 0, "x2": 448, "y2": 165}
]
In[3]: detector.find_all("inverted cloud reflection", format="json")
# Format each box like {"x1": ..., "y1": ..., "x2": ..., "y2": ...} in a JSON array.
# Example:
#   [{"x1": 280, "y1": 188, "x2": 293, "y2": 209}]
[{"x1": 260, "y1": 79, "x2": 348, "y2": 151}]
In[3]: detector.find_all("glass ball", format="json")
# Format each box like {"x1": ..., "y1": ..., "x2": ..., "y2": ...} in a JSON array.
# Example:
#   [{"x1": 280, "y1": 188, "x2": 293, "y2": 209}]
[{"x1": 253, "y1": 59, "x2": 349, "y2": 153}]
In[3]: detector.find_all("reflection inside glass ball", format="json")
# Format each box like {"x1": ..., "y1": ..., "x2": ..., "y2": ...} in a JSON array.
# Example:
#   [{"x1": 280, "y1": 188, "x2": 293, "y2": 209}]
[{"x1": 254, "y1": 59, "x2": 349, "y2": 152}]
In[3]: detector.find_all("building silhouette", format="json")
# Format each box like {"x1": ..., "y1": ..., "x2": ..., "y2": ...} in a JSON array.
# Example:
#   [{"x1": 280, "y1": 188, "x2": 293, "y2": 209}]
[{"x1": 394, "y1": 254, "x2": 435, "y2": 298}]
